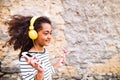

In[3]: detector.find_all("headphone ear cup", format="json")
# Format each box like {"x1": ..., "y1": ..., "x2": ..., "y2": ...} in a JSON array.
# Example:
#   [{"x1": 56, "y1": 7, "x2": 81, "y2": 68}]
[{"x1": 28, "y1": 29, "x2": 38, "y2": 40}]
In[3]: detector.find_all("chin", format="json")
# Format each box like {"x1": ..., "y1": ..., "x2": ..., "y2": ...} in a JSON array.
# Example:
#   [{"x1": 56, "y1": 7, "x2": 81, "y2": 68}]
[{"x1": 45, "y1": 44, "x2": 50, "y2": 46}]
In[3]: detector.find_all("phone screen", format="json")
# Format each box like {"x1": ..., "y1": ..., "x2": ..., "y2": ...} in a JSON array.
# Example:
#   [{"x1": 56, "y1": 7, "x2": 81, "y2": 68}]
[{"x1": 26, "y1": 54, "x2": 32, "y2": 57}]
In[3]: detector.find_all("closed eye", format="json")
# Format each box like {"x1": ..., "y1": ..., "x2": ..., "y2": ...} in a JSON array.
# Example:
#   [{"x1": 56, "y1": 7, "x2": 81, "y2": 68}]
[{"x1": 43, "y1": 30, "x2": 52, "y2": 35}]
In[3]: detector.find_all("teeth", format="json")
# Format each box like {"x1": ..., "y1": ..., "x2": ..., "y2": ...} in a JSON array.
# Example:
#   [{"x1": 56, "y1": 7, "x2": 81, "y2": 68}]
[
  {"x1": 46, "y1": 40, "x2": 50, "y2": 43},
  {"x1": 47, "y1": 40, "x2": 50, "y2": 42}
]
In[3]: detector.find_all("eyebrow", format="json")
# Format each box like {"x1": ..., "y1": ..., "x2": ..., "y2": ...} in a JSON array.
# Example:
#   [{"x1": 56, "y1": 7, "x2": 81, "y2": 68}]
[{"x1": 43, "y1": 30, "x2": 52, "y2": 33}]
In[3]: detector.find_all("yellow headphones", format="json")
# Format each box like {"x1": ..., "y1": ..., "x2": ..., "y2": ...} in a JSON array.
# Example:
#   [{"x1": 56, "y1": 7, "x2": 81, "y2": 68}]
[{"x1": 28, "y1": 16, "x2": 40, "y2": 40}]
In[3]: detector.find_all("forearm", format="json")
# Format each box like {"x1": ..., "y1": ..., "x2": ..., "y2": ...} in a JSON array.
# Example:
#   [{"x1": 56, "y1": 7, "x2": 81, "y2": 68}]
[
  {"x1": 35, "y1": 72, "x2": 44, "y2": 80},
  {"x1": 53, "y1": 63, "x2": 59, "y2": 69}
]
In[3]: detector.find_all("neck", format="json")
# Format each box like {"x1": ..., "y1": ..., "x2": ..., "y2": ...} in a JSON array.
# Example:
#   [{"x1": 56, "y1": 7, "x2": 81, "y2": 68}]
[
  {"x1": 29, "y1": 41, "x2": 45, "y2": 53},
  {"x1": 34, "y1": 44, "x2": 44, "y2": 52}
]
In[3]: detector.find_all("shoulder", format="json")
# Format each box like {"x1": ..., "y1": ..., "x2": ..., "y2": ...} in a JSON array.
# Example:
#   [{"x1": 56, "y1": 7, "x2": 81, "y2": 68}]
[{"x1": 20, "y1": 52, "x2": 35, "y2": 61}]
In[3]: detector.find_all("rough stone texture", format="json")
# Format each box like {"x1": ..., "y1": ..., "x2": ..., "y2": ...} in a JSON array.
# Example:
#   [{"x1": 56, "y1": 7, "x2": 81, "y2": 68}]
[{"x1": 0, "y1": 0, "x2": 120, "y2": 80}]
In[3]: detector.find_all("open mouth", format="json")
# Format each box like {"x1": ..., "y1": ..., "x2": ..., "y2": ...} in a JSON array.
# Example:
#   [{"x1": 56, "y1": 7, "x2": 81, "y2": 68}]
[{"x1": 46, "y1": 40, "x2": 50, "y2": 43}]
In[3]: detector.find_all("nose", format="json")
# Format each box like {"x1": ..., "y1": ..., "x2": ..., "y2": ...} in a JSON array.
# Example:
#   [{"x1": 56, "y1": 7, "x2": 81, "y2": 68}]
[{"x1": 48, "y1": 34, "x2": 52, "y2": 39}]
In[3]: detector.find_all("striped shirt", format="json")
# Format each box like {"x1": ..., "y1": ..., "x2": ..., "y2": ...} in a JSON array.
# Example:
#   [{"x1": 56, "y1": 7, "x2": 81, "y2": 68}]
[{"x1": 20, "y1": 49, "x2": 55, "y2": 80}]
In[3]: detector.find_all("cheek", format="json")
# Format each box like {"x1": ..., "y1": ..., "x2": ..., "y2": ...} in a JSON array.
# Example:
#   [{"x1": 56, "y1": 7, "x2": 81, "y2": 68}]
[{"x1": 37, "y1": 35, "x2": 46, "y2": 41}]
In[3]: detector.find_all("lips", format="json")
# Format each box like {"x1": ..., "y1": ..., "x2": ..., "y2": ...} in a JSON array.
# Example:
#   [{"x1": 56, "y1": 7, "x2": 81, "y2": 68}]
[{"x1": 46, "y1": 40, "x2": 50, "y2": 43}]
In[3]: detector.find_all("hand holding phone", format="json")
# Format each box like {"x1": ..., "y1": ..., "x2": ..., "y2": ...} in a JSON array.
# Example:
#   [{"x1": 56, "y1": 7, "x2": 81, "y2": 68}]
[
  {"x1": 22, "y1": 53, "x2": 32, "y2": 59},
  {"x1": 22, "y1": 52, "x2": 44, "y2": 68}
]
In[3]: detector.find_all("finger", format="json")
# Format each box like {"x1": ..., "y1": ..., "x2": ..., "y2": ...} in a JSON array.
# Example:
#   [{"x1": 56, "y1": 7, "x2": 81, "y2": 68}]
[
  {"x1": 30, "y1": 59, "x2": 35, "y2": 66},
  {"x1": 37, "y1": 65, "x2": 44, "y2": 72},
  {"x1": 33, "y1": 55, "x2": 37, "y2": 59},
  {"x1": 31, "y1": 59, "x2": 40, "y2": 67},
  {"x1": 34, "y1": 61, "x2": 44, "y2": 72},
  {"x1": 35, "y1": 61, "x2": 43, "y2": 68},
  {"x1": 33, "y1": 55, "x2": 40, "y2": 63},
  {"x1": 24, "y1": 56, "x2": 32, "y2": 64},
  {"x1": 59, "y1": 58, "x2": 64, "y2": 66}
]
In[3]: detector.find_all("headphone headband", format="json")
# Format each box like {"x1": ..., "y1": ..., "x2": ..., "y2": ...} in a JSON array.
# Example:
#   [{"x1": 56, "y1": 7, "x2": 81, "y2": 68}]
[
  {"x1": 28, "y1": 16, "x2": 40, "y2": 40},
  {"x1": 29, "y1": 16, "x2": 40, "y2": 30}
]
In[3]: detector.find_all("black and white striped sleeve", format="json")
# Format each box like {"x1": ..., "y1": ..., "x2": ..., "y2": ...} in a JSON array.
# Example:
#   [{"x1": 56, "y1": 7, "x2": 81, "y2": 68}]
[{"x1": 20, "y1": 56, "x2": 37, "y2": 80}]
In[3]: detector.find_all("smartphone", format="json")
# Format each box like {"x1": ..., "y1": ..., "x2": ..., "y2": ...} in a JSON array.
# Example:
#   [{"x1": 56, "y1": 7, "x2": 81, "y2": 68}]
[
  {"x1": 22, "y1": 53, "x2": 32, "y2": 59},
  {"x1": 22, "y1": 53, "x2": 44, "y2": 68}
]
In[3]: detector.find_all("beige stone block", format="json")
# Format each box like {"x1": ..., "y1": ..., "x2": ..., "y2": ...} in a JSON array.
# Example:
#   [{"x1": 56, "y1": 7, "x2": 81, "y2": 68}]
[
  {"x1": 0, "y1": 50, "x2": 6, "y2": 60},
  {"x1": 90, "y1": 54, "x2": 120, "y2": 74},
  {"x1": 59, "y1": 66, "x2": 77, "y2": 77}
]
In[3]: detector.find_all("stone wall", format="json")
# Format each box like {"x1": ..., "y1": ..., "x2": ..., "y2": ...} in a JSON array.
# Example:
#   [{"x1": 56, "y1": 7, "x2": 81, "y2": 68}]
[{"x1": 0, "y1": 0, "x2": 120, "y2": 80}]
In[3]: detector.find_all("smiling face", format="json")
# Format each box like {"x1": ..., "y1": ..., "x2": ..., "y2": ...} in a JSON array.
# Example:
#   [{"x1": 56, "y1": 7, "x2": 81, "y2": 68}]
[{"x1": 35, "y1": 23, "x2": 52, "y2": 47}]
